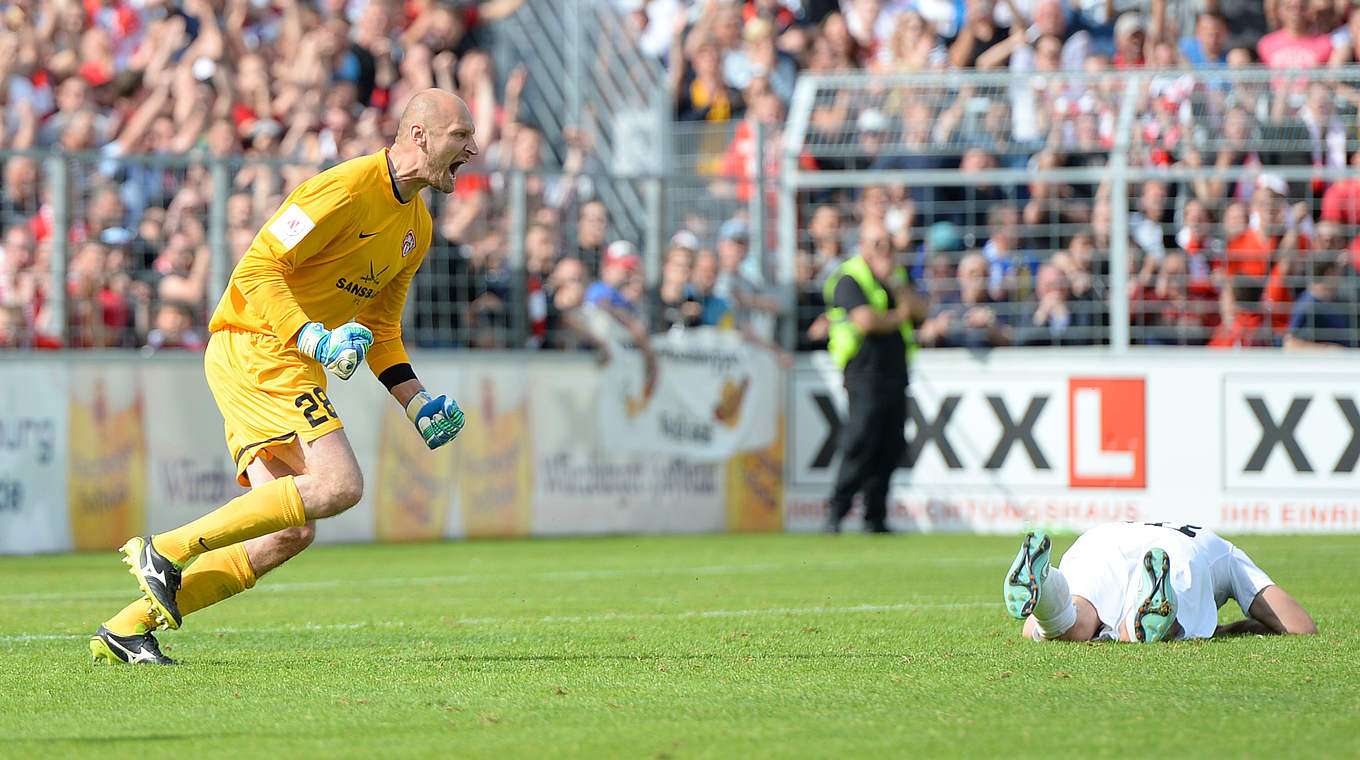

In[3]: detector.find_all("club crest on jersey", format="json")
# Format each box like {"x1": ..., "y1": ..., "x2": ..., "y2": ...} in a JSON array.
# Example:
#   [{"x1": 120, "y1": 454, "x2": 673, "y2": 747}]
[{"x1": 402, "y1": 230, "x2": 416, "y2": 257}]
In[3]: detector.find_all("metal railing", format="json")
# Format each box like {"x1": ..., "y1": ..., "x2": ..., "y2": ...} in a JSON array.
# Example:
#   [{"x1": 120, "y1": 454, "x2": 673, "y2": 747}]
[
  {"x1": 780, "y1": 67, "x2": 1360, "y2": 352},
  {"x1": 489, "y1": 0, "x2": 670, "y2": 261},
  {"x1": 0, "y1": 148, "x2": 687, "y2": 351},
  {"x1": 7, "y1": 66, "x2": 1360, "y2": 353}
]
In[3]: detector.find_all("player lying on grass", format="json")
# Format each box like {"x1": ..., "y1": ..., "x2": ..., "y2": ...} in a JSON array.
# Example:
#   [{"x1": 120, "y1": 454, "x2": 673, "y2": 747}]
[
  {"x1": 1003, "y1": 522, "x2": 1318, "y2": 642},
  {"x1": 90, "y1": 88, "x2": 476, "y2": 665}
]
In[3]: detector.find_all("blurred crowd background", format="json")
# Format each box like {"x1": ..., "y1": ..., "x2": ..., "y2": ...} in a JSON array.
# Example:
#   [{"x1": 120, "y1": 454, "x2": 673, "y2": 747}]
[{"x1": 2, "y1": 0, "x2": 1359, "y2": 353}]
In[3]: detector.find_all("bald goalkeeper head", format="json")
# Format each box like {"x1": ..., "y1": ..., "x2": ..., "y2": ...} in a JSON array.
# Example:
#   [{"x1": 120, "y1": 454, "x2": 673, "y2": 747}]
[{"x1": 388, "y1": 89, "x2": 479, "y2": 199}]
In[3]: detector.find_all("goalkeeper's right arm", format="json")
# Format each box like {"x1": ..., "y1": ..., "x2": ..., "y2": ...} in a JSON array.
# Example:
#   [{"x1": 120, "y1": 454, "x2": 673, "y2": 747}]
[{"x1": 295, "y1": 321, "x2": 374, "y2": 381}]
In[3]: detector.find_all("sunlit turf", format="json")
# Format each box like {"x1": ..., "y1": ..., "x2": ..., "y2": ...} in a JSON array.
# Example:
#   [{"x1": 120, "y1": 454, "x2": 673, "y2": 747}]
[{"x1": 1, "y1": 532, "x2": 1356, "y2": 758}]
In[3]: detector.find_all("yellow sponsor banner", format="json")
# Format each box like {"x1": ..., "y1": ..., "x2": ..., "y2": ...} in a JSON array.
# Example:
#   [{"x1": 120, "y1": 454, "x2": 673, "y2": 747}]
[
  {"x1": 374, "y1": 404, "x2": 454, "y2": 542},
  {"x1": 68, "y1": 373, "x2": 146, "y2": 550},
  {"x1": 456, "y1": 377, "x2": 533, "y2": 538},
  {"x1": 725, "y1": 411, "x2": 784, "y2": 532}
]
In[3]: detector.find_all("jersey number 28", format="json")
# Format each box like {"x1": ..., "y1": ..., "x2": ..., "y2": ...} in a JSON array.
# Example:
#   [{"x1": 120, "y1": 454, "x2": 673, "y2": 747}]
[{"x1": 295, "y1": 387, "x2": 337, "y2": 428}]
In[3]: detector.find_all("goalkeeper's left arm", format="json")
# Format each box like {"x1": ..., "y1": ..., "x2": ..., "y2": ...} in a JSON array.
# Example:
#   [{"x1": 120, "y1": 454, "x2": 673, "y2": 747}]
[
  {"x1": 357, "y1": 231, "x2": 463, "y2": 447},
  {"x1": 377, "y1": 365, "x2": 466, "y2": 450}
]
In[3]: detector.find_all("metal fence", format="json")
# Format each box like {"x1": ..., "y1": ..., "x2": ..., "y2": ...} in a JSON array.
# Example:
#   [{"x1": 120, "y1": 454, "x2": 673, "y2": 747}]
[
  {"x1": 0, "y1": 150, "x2": 247, "y2": 351},
  {"x1": 6, "y1": 67, "x2": 1360, "y2": 354},
  {"x1": 0, "y1": 148, "x2": 686, "y2": 352},
  {"x1": 780, "y1": 67, "x2": 1360, "y2": 351},
  {"x1": 489, "y1": 0, "x2": 671, "y2": 260}
]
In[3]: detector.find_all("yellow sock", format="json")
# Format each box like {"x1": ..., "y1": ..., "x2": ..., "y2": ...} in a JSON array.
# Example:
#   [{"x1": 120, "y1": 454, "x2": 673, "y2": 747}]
[
  {"x1": 103, "y1": 544, "x2": 257, "y2": 636},
  {"x1": 103, "y1": 599, "x2": 159, "y2": 636},
  {"x1": 177, "y1": 542, "x2": 258, "y2": 616},
  {"x1": 152, "y1": 476, "x2": 306, "y2": 564}
]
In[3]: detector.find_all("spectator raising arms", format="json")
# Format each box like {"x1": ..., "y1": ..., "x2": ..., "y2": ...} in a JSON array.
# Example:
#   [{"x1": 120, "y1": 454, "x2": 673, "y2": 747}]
[{"x1": 0, "y1": 0, "x2": 1357, "y2": 356}]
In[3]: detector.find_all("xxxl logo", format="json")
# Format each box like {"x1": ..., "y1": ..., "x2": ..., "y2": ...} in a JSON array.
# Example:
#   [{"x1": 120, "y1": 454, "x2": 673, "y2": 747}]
[
  {"x1": 1222, "y1": 377, "x2": 1360, "y2": 490},
  {"x1": 1241, "y1": 396, "x2": 1360, "y2": 473},
  {"x1": 790, "y1": 368, "x2": 1147, "y2": 489},
  {"x1": 1068, "y1": 378, "x2": 1145, "y2": 489},
  {"x1": 807, "y1": 393, "x2": 1050, "y2": 472}
]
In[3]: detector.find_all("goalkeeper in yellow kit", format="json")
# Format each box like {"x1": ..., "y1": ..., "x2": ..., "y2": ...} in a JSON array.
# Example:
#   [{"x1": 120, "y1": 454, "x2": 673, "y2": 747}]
[{"x1": 90, "y1": 89, "x2": 477, "y2": 665}]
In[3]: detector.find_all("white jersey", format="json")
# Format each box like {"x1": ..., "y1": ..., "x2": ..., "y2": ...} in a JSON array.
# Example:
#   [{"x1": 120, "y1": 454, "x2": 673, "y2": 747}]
[{"x1": 1058, "y1": 523, "x2": 1275, "y2": 640}]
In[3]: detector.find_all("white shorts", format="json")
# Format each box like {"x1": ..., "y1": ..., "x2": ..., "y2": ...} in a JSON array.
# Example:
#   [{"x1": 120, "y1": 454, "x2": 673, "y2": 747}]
[{"x1": 1058, "y1": 523, "x2": 1274, "y2": 640}]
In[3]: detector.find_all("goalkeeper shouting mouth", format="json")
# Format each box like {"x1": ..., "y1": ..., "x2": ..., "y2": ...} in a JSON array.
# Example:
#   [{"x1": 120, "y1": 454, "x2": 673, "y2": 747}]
[{"x1": 91, "y1": 89, "x2": 475, "y2": 665}]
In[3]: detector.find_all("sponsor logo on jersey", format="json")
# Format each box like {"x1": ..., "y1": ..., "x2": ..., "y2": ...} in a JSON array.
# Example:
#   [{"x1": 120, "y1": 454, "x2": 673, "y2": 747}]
[
  {"x1": 402, "y1": 230, "x2": 416, "y2": 257},
  {"x1": 359, "y1": 261, "x2": 389, "y2": 285},
  {"x1": 335, "y1": 277, "x2": 380, "y2": 300}
]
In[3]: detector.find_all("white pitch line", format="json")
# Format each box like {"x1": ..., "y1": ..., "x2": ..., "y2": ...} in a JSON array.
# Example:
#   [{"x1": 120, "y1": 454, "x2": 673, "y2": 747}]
[
  {"x1": 0, "y1": 600, "x2": 990, "y2": 644},
  {"x1": 0, "y1": 557, "x2": 980, "y2": 604},
  {"x1": 452, "y1": 600, "x2": 992, "y2": 626}
]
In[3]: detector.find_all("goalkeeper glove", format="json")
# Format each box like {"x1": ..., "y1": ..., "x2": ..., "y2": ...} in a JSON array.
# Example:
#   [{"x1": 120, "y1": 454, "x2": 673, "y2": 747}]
[
  {"x1": 296, "y1": 321, "x2": 373, "y2": 380},
  {"x1": 405, "y1": 390, "x2": 466, "y2": 449}
]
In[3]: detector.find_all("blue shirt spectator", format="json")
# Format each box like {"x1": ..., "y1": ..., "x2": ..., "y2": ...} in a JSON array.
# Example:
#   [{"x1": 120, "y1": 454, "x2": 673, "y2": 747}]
[
  {"x1": 584, "y1": 280, "x2": 634, "y2": 313},
  {"x1": 1287, "y1": 290, "x2": 1357, "y2": 348},
  {"x1": 584, "y1": 241, "x2": 642, "y2": 316},
  {"x1": 1179, "y1": 12, "x2": 1230, "y2": 66},
  {"x1": 688, "y1": 249, "x2": 732, "y2": 327},
  {"x1": 690, "y1": 287, "x2": 732, "y2": 326}
]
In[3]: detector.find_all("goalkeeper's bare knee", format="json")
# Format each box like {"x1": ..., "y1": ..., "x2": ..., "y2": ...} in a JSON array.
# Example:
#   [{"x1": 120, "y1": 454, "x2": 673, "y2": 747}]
[
  {"x1": 293, "y1": 429, "x2": 366, "y2": 520},
  {"x1": 243, "y1": 522, "x2": 317, "y2": 578},
  {"x1": 297, "y1": 468, "x2": 364, "y2": 519},
  {"x1": 275, "y1": 523, "x2": 316, "y2": 555}
]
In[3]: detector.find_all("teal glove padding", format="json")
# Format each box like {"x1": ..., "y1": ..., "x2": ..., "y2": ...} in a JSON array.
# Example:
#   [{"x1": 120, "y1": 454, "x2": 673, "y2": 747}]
[
  {"x1": 405, "y1": 391, "x2": 466, "y2": 449},
  {"x1": 296, "y1": 321, "x2": 373, "y2": 380}
]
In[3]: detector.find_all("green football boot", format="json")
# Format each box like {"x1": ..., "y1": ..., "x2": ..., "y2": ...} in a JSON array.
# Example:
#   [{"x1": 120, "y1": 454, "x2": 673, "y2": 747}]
[
  {"x1": 1003, "y1": 530, "x2": 1051, "y2": 619},
  {"x1": 1131, "y1": 547, "x2": 1178, "y2": 642}
]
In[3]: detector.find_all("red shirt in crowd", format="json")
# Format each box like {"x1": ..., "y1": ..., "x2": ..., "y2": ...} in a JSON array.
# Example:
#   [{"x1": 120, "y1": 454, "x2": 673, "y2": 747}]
[
  {"x1": 742, "y1": 1, "x2": 796, "y2": 32},
  {"x1": 1208, "y1": 308, "x2": 1272, "y2": 348},
  {"x1": 1262, "y1": 235, "x2": 1311, "y2": 332},
  {"x1": 1133, "y1": 285, "x2": 1219, "y2": 335},
  {"x1": 1224, "y1": 230, "x2": 1273, "y2": 278},
  {"x1": 1321, "y1": 178, "x2": 1360, "y2": 225},
  {"x1": 720, "y1": 121, "x2": 816, "y2": 204},
  {"x1": 1112, "y1": 50, "x2": 1145, "y2": 69}
]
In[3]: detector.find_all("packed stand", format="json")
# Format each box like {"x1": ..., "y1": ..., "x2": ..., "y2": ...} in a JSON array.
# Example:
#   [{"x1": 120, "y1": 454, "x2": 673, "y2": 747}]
[
  {"x1": 0, "y1": 0, "x2": 585, "y2": 350},
  {"x1": 644, "y1": 0, "x2": 1360, "y2": 350},
  {"x1": 3, "y1": 0, "x2": 1360, "y2": 352}
]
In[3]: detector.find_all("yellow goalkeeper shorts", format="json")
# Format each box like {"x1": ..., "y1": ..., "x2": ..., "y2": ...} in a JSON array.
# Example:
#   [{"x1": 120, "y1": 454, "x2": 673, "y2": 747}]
[{"x1": 204, "y1": 327, "x2": 345, "y2": 486}]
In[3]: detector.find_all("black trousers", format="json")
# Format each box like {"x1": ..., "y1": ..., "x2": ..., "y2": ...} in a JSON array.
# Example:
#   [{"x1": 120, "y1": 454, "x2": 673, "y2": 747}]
[{"x1": 827, "y1": 378, "x2": 907, "y2": 527}]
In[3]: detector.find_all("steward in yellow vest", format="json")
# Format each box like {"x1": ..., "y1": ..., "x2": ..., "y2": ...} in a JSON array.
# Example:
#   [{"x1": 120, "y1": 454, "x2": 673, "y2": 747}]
[
  {"x1": 820, "y1": 226, "x2": 925, "y2": 534},
  {"x1": 823, "y1": 256, "x2": 918, "y2": 372}
]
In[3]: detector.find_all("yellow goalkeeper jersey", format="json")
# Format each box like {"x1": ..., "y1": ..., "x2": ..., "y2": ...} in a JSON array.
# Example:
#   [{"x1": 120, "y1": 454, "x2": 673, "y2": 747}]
[{"x1": 209, "y1": 148, "x2": 433, "y2": 376}]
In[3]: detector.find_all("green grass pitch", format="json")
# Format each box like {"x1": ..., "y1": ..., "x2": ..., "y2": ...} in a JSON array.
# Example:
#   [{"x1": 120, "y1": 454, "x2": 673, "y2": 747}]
[{"x1": 1, "y1": 532, "x2": 1357, "y2": 758}]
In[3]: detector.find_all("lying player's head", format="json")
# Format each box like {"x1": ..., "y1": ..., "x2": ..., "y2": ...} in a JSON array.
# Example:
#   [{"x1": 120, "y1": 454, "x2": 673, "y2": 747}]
[{"x1": 396, "y1": 88, "x2": 479, "y2": 194}]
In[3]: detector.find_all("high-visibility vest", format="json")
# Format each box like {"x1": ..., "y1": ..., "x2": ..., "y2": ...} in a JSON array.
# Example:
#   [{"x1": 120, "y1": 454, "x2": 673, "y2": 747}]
[{"x1": 822, "y1": 255, "x2": 916, "y2": 369}]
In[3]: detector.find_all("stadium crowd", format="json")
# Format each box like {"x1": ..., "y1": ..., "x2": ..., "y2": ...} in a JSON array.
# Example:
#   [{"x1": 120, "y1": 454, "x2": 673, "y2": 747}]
[
  {"x1": 651, "y1": 0, "x2": 1360, "y2": 350},
  {"x1": 0, "y1": 0, "x2": 1358, "y2": 351}
]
